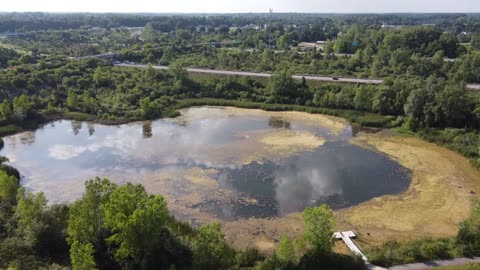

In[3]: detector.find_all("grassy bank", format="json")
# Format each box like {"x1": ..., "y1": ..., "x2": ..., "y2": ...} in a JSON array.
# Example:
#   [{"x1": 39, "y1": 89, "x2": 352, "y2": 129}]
[
  {"x1": 174, "y1": 98, "x2": 393, "y2": 128},
  {"x1": 0, "y1": 124, "x2": 23, "y2": 137},
  {"x1": 416, "y1": 128, "x2": 480, "y2": 169},
  {"x1": 367, "y1": 238, "x2": 459, "y2": 267}
]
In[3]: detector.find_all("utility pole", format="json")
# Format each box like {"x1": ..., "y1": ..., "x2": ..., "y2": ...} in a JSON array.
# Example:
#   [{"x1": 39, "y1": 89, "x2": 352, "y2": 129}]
[{"x1": 268, "y1": 8, "x2": 273, "y2": 49}]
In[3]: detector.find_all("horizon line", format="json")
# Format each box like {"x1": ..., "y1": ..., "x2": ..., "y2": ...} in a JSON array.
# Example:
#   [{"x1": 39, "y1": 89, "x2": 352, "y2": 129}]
[{"x1": 1, "y1": 11, "x2": 480, "y2": 14}]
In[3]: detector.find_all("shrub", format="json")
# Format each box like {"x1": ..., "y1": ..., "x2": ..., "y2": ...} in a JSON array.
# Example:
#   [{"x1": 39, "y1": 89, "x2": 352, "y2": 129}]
[{"x1": 368, "y1": 238, "x2": 456, "y2": 267}]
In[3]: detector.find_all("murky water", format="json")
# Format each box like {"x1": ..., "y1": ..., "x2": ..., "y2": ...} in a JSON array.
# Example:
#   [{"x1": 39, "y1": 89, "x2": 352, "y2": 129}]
[{"x1": 0, "y1": 107, "x2": 410, "y2": 221}]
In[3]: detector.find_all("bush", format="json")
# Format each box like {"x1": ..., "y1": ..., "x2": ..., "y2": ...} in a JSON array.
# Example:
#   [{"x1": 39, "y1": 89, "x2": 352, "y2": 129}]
[
  {"x1": 368, "y1": 238, "x2": 456, "y2": 267},
  {"x1": 297, "y1": 250, "x2": 366, "y2": 270},
  {"x1": 457, "y1": 199, "x2": 480, "y2": 257},
  {"x1": 63, "y1": 112, "x2": 97, "y2": 122},
  {"x1": 0, "y1": 164, "x2": 20, "y2": 180},
  {"x1": 235, "y1": 247, "x2": 264, "y2": 267}
]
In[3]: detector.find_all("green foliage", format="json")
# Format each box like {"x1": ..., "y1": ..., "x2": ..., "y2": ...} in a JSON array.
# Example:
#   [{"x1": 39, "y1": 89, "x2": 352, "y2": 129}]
[
  {"x1": 267, "y1": 70, "x2": 298, "y2": 104},
  {"x1": 277, "y1": 235, "x2": 296, "y2": 264},
  {"x1": 0, "y1": 170, "x2": 19, "y2": 204},
  {"x1": 297, "y1": 249, "x2": 366, "y2": 270},
  {"x1": 15, "y1": 190, "x2": 48, "y2": 247},
  {"x1": 302, "y1": 205, "x2": 335, "y2": 253},
  {"x1": 102, "y1": 183, "x2": 171, "y2": 267},
  {"x1": 140, "y1": 97, "x2": 154, "y2": 119},
  {"x1": 193, "y1": 223, "x2": 234, "y2": 270},
  {"x1": 63, "y1": 112, "x2": 97, "y2": 122},
  {"x1": 12, "y1": 94, "x2": 31, "y2": 121},
  {"x1": 368, "y1": 238, "x2": 456, "y2": 267},
  {"x1": 70, "y1": 241, "x2": 97, "y2": 270},
  {"x1": 0, "y1": 100, "x2": 13, "y2": 120},
  {"x1": 67, "y1": 178, "x2": 117, "y2": 245},
  {"x1": 67, "y1": 89, "x2": 79, "y2": 111},
  {"x1": 457, "y1": 198, "x2": 480, "y2": 256},
  {"x1": 235, "y1": 247, "x2": 264, "y2": 268}
]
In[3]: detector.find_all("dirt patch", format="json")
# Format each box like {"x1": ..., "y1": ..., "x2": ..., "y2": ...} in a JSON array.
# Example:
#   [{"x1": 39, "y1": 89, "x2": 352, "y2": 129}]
[
  {"x1": 184, "y1": 168, "x2": 219, "y2": 189},
  {"x1": 201, "y1": 128, "x2": 326, "y2": 166},
  {"x1": 222, "y1": 213, "x2": 303, "y2": 253},
  {"x1": 258, "y1": 129, "x2": 325, "y2": 149}
]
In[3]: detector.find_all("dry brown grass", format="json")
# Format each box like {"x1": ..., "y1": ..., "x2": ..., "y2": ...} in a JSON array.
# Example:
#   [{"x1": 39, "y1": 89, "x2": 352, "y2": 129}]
[
  {"x1": 221, "y1": 132, "x2": 480, "y2": 253},
  {"x1": 337, "y1": 132, "x2": 480, "y2": 248}
]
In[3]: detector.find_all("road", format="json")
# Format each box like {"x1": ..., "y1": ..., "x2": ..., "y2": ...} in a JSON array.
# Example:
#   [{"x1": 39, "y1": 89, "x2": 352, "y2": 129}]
[
  {"x1": 116, "y1": 63, "x2": 480, "y2": 90},
  {"x1": 385, "y1": 257, "x2": 480, "y2": 270},
  {"x1": 116, "y1": 63, "x2": 384, "y2": 84}
]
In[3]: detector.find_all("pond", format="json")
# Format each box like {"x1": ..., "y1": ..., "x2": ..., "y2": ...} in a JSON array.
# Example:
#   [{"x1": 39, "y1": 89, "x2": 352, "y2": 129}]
[{"x1": 0, "y1": 107, "x2": 410, "y2": 221}]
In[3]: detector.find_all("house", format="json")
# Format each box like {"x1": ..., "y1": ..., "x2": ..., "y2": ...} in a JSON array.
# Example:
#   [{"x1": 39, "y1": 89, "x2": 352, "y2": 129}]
[{"x1": 381, "y1": 24, "x2": 407, "y2": 30}]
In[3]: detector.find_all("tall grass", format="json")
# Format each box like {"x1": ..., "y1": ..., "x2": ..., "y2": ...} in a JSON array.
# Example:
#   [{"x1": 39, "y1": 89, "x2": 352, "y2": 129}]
[
  {"x1": 0, "y1": 125, "x2": 23, "y2": 137},
  {"x1": 368, "y1": 238, "x2": 458, "y2": 267}
]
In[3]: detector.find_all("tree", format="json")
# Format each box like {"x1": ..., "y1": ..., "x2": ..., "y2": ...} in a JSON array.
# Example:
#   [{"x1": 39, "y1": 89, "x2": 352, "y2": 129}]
[
  {"x1": 92, "y1": 67, "x2": 110, "y2": 87},
  {"x1": 353, "y1": 86, "x2": 373, "y2": 111},
  {"x1": 102, "y1": 183, "x2": 172, "y2": 268},
  {"x1": 472, "y1": 34, "x2": 480, "y2": 51},
  {"x1": 19, "y1": 54, "x2": 34, "y2": 64},
  {"x1": 12, "y1": 95, "x2": 31, "y2": 121},
  {"x1": 277, "y1": 235, "x2": 295, "y2": 264},
  {"x1": 372, "y1": 86, "x2": 396, "y2": 115},
  {"x1": 67, "y1": 178, "x2": 117, "y2": 269},
  {"x1": 277, "y1": 34, "x2": 292, "y2": 50},
  {"x1": 193, "y1": 223, "x2": 233, "y2": 270},
  {"x1": 302, "y1": 205, "x2": 335, "y2": 253},
  {"x1": 144, "y1": 63, "x2": 156, "y2": 80},
  {"x1": 15, "y1": 190, "x2": 48, "y2": 247},
  {"x1": 0, "y1": 100, "x2": 12, "y2": 120},
  {"x1": 67, "y1": 178, "x2": 117, "y2": 246},
  {"x1": 0, "y1": 170, "x2": 18, "y2": 205},
  {"x1": 435, "y1": 83, "x2": 472, "y2": 128},
  {"x1": 140, "y1": 97, "x2": 152, "y2": 119},
  {"x1": 70, "y1": 241, "x2": 97, "y2": 270},
  {"x1": 67, "y1": 89, "x2": 79, "y2": 111},
  {"x1": 218, "y1": 25, "x2": 230, "y2": 36},
  {"x1": 82, "y1": 91, "x2": 95, "y2": 113},
  {"x1": 267, "y1": 70, "x2": 297, "y2": 103},
  {"x1": 169, "y1": 61, "x2": 188, "y2": 82},
  {"x1": 141, "y1": 23, "x2": 158, "y2": 43}
]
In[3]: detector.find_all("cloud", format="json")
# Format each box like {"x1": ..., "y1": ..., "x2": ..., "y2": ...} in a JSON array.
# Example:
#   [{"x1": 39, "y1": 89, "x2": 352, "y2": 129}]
[{"x1": 48, "y1": 145, "x2": 88, "y2": 160}]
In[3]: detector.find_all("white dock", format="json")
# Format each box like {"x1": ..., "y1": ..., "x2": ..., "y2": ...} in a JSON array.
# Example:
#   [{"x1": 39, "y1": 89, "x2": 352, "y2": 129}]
[{"x1": 333, "y1": 231, "x2": 368, "y2": 262}]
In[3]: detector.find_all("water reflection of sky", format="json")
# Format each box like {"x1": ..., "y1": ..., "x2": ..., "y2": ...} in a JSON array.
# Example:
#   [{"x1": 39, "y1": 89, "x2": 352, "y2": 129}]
[{"x1": 0, "y1": 107, "x2": 410, "y2": 220}]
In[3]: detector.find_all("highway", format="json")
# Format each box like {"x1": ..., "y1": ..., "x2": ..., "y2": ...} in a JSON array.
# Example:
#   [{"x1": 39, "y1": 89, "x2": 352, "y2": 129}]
[
  {"x1": 116, "y1": 63, "x2": 480, "y2": 90},
  {"x1": 116, "y1": 63, "x2": 383, "y2": 85}
]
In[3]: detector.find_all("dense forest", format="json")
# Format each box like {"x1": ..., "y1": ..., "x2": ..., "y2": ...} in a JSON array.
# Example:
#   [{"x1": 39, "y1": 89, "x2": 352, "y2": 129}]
[{"x1": 1, "y1": 12, "x2": 480, "y2": 269}]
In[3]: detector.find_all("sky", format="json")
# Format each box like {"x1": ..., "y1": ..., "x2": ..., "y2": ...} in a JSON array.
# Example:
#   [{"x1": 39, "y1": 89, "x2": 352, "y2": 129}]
[{"x1": 1, "y1": 0, "x2": 480, "y2": 13}]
